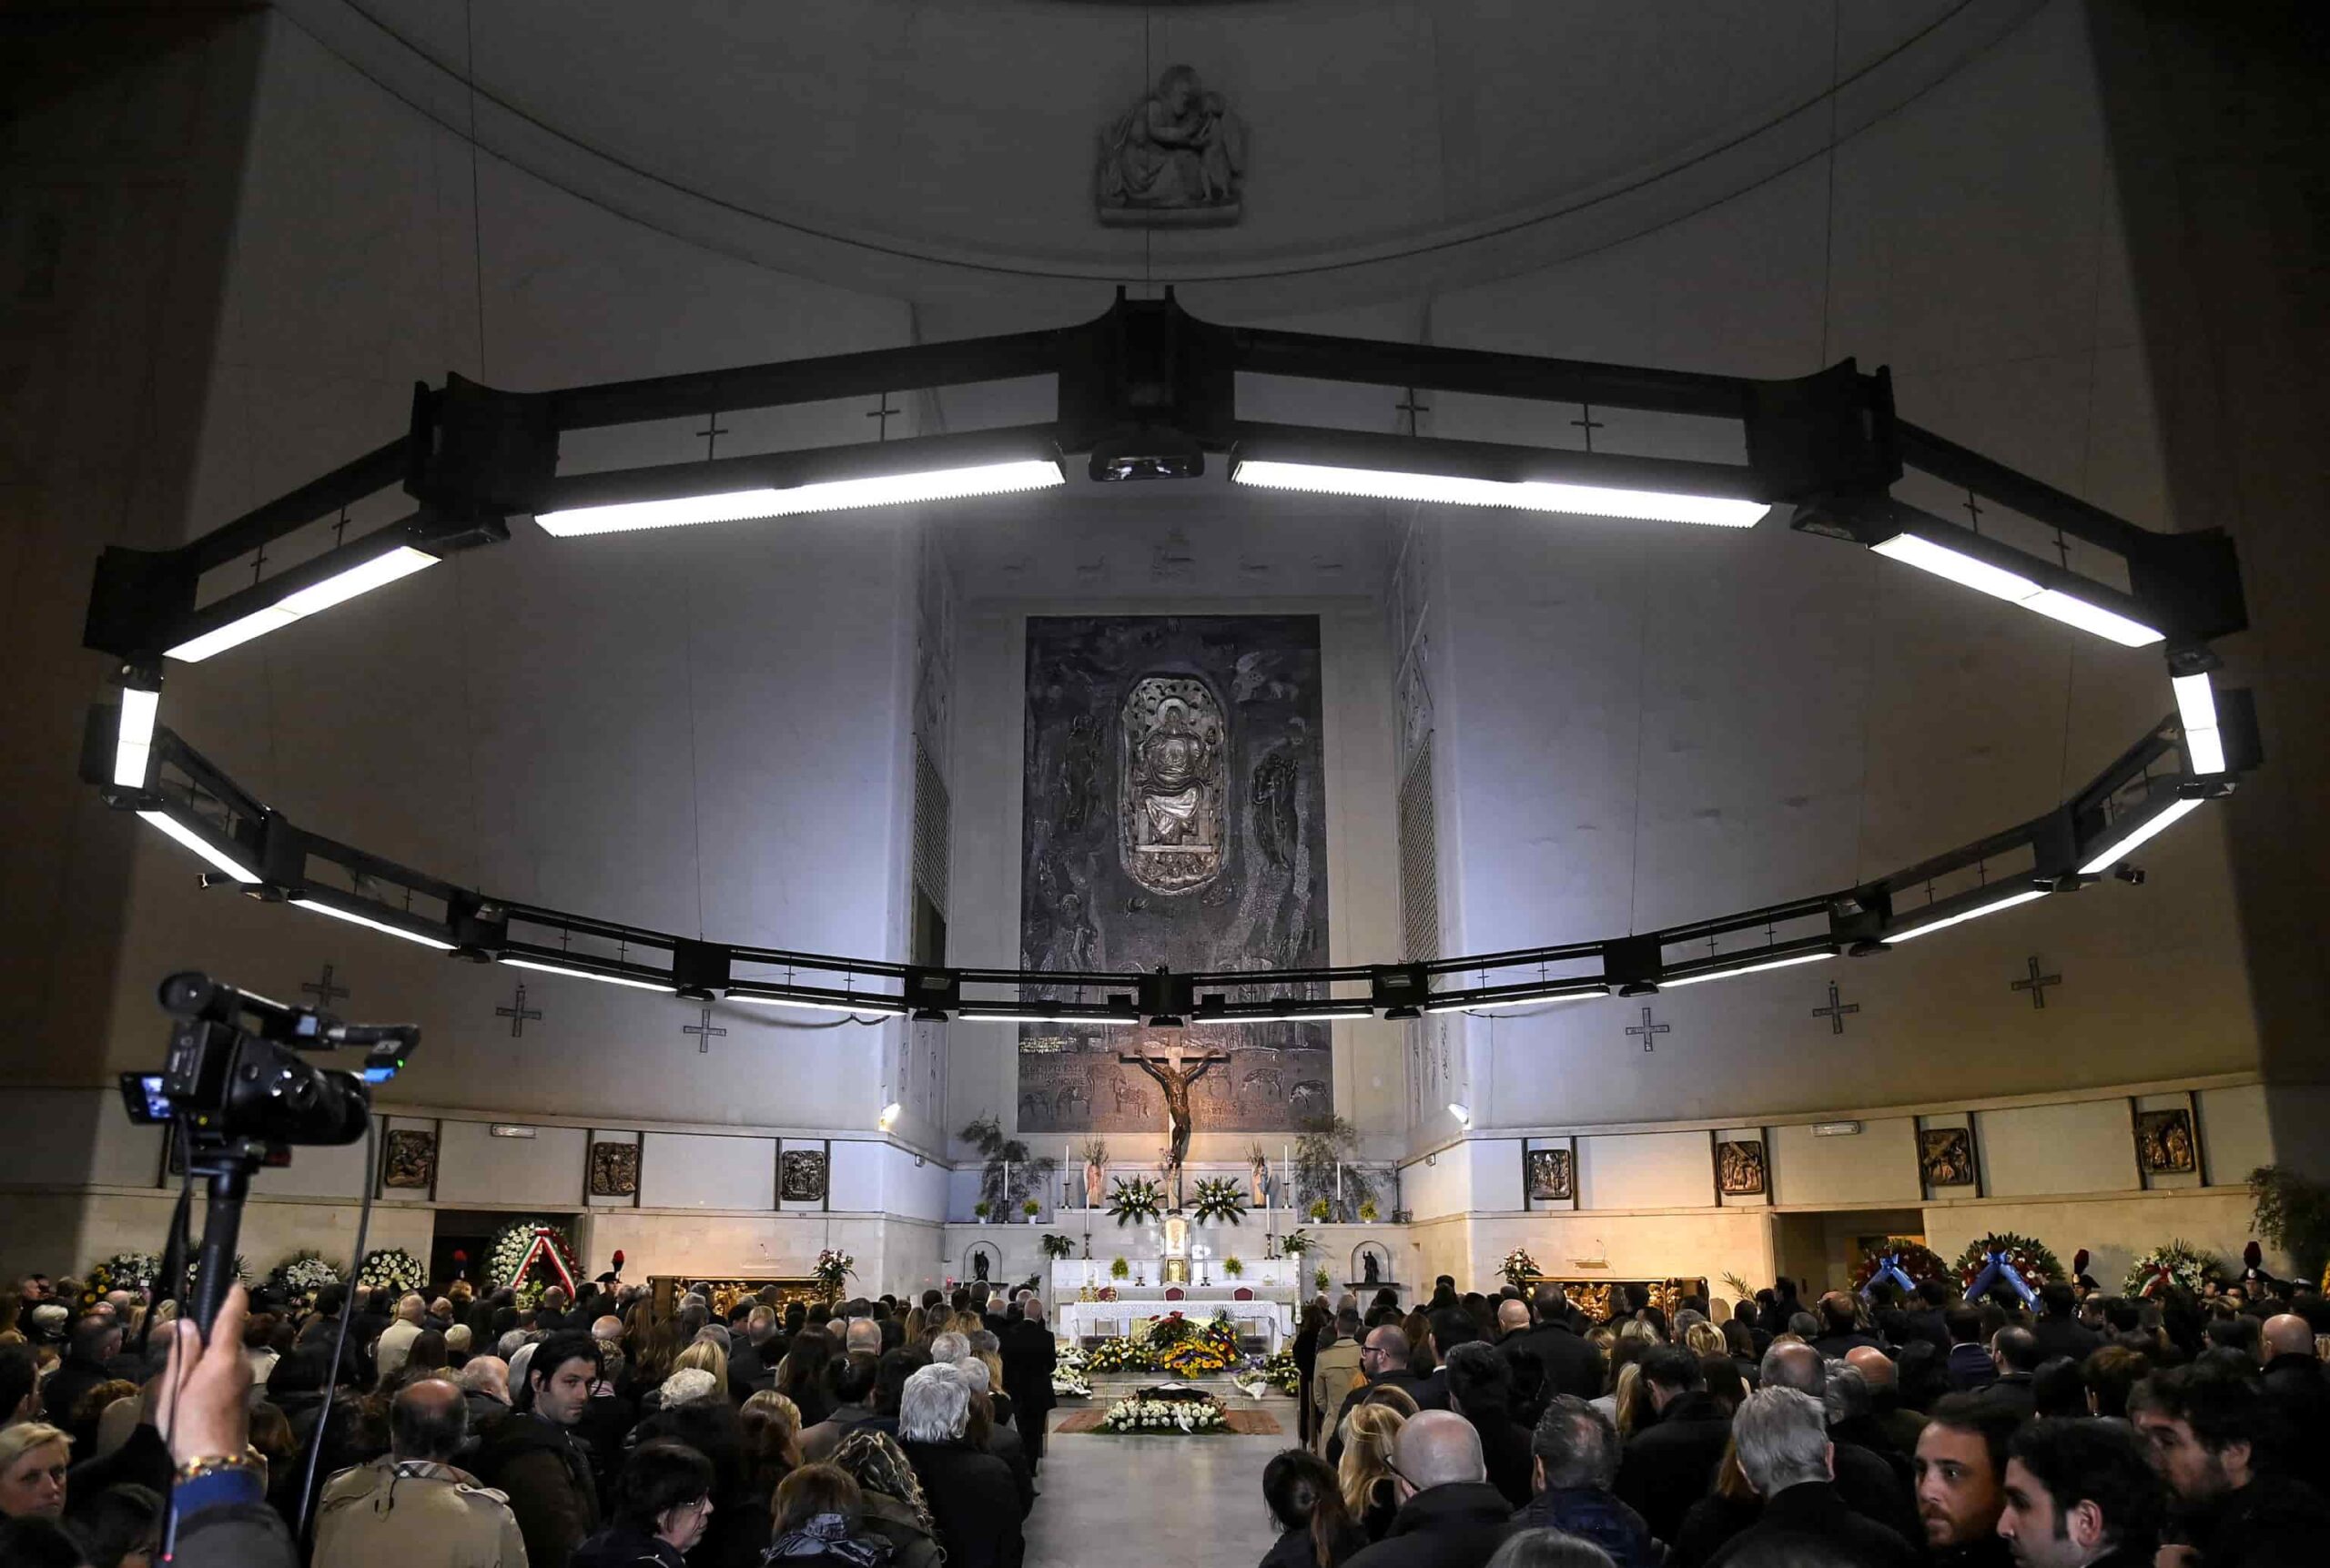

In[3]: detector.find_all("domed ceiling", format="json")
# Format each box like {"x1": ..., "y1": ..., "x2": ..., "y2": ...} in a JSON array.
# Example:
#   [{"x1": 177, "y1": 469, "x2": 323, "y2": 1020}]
[{"x1": 283, "y1": 0, "x2": 2042, "y2": 306}]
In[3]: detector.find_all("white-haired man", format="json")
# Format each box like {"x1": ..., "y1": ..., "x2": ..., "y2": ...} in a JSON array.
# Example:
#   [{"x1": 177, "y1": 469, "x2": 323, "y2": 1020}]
[
  {"x1": 373, "y1": 1292, "x2": 429, "y2": 1381},
  {"x1": 897, "y1": 1362, "x2": 1024, "y2": 1568},
  {"x1": 1706, "y1": 1387, "x2": 1917, "y2": 1568}
]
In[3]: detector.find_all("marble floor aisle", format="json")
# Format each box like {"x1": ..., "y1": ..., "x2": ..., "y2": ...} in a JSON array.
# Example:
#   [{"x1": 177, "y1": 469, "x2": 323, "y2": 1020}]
[{"x1": 1022, "y1": 1425, "x2": 1288, "y2": 1568}]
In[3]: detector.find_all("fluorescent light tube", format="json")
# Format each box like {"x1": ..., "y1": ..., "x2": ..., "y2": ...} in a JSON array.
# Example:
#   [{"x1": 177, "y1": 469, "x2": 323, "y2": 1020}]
[
  {"x1": 291, "y1": 895, "x2": 456, "y2": 950},
  {"x1": 1232, "y1": 460, "x2": 1768, "y2": 528},
  {"x1": 2078, "y1": 794, "x2": 2206, "y2": 875},
  {"x1": 728, "y1": 991, "x2": 910, "y2": 1017},
  {"x1": 2173, "y1": 673, "x2": 2225, "y2": 774},
  {"x1": 957, "y1": 1009, "x2": 1139, "y2": 1026},
  {"x1": 165, "y1": 545, "x2": 439, "y2": 663},
  {"x1": 1423, "y1": 985, "x2": 1607, "y2": 1015},
  {"x1": 114, "y1": 689, "x2": 159, "y2": 788},
  {"x1": 501, "y1": 956, "x2": 670, "y2": 991},
  {"x1": 137, "y1": 810, "x2": 262, "y2": 883},
  {"x1": 1871, "y1": 532, "x2": 2163, "y2": 647},
  {"x1": 1661, "y1": 948, "x2": 1835, "y2": 986},
  {"x1": 1887, "y1": 885, "x2": 2050, "y2": 942},
  {"x1": 1204, "y1": 1007, "x2": 1375, "y2": 1024},
  {"x1": 536, "y1": 460, "x2": 1066, "y2": 537}
]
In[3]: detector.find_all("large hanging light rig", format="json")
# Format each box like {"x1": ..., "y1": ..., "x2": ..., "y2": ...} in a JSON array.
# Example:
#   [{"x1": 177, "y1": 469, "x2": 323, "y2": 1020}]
[{"x1": 78, "y1": 290, "x2": 2255, "y2": 1027}]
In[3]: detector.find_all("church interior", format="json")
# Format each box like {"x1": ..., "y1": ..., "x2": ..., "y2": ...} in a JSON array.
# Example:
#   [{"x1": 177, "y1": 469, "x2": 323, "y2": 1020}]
[{"x1": 2, "y1": 2, "x2": 2326, "y2": 1563}]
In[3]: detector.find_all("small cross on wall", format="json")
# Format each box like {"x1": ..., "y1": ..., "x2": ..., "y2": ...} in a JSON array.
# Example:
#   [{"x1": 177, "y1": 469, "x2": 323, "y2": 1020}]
[
  {"x1": 495, "y1": 986, "x2": 543, "y2": 1038},
  {"x1": 2011, "y1": 956, "x2": 2062, "y2": 1010},
  {"x1": 1813, "y1": 981, "x2": 1860, "y2": 1036},
  {"x1": 684, "y1": 1006, "x2": 728, "y2": 1054},
  {"x1": 300, "y1": 963, "x2": 350, "y2": 1009},
  {"x1": 1626, "y1": 1006, "x2": 1671, "y2": 1052}
]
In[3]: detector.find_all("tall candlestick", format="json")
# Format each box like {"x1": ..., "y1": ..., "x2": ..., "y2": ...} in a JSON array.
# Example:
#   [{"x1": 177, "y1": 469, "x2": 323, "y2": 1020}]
[{"x1": 1336, "y1": 1160, "x2": 1343, "y2": 1201}]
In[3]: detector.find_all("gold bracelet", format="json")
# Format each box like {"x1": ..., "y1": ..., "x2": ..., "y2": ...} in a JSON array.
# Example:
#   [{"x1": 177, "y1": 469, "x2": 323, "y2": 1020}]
[{"x1": 175, "y1": 1452, "x2": 258, "y2": 1484}]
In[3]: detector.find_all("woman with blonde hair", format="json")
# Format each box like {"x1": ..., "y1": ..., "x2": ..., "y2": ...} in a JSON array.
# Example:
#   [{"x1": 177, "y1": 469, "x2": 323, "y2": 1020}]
[
  {"x1": 829, "y1": 1427, "x2": 945, "y2": 1568},
  {"x1": 1682, "y1": 1320, "x2": 1727, "y2": 1360},
  {"x1": 740, "y1": 1390, "x2": 805, "y2": 1482},
  {"x1": 902, "y1": 1305, "x2": 927, "y2": 1346},
  {"x1": 0, "y1": 1422, "x2": 70, "y2": 1520},
  {"x1": 1335, "y1": 1401, "x2": 1407, "y2": 1543},
  {"x1": 674, "y1": 1336, "x2": 727, "y2": 1391}
]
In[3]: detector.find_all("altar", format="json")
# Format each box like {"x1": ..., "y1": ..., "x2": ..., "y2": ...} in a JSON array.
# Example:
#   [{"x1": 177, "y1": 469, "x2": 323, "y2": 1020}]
[{"x1": 1051, "y1": 1259, "x2": 1298, "y2": 1350}]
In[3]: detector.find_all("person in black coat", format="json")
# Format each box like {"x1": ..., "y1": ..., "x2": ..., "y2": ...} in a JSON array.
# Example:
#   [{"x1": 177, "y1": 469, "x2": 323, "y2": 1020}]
[
  {"x1": 2030, "y1": 1283, "x2": 2102, "y2": 1365},
  {"x1": 1613, "y1": 1345, "x2": 1732, "y2": 1545},
  {"x1": 1261, "y1": 1448, "x2": 1366, "y2": 1568},
  {"x1": 1327, "y1": 1326, "x2": 1449, "y2": 1464},
  {"x1": 1343, "y1": 1412, "x2": 1514, "y2": 1568},
  {"x1": 897, "y1": 1364, "x2": 1023, "y2": 1568},
  {"x1": 1707, "y1": 1385, "x2": 1917, "y2": 1567},
  {"x1": 1498, "y1": 1290, "x2": 1606, "y2": 1422},
  {"x1": 1440, "y1": 1345, "x2": 1533, "y2": 1510},
  {"x1": 1995, "y1": 1418, "x2": 2161, "y2": 1568},
  {"x1": 2258, "y1": 1313, "x2": 2330, "y2": 1492},
  {"x1": 998, "y1": 1298, "x2": 1057, "y2": 1474}
]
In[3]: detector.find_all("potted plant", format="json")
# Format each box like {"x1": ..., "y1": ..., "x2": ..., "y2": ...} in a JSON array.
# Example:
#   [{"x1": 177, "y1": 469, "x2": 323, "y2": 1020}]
[
  {"x1": 974, "y1": 1199, "x2": 991, "y2": 1224},
  {"x1": 1358, "y1": 1199, "x2": 1379, "y2": 1223},
  {"x1": 1040, "y1": 1233, "x2": 1077, "y2": 1260},
  {"x1": 1222, "y1": 1256, "x2": 1244, "y2": 1278},
  {"x1": 1023, "y1": 1199, "x2": 1040, "y2": 1224},
  {"x1": 1313, "y1": 1266, "x2": 1331, "y2": 1293},
  {"x1": 1308, "y1": 1199, "x2": 1331, "y2": 1223},
  {"x1": 1110, "y1": 1257, "x2": 1130, "y2": 1280}
]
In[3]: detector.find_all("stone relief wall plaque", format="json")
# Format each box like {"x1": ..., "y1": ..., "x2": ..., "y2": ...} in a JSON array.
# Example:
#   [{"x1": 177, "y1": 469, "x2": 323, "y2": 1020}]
[
  {"x1": 1526, "y1": 1147, "x2": 1574, "y2": 1203},
  {"x1": 779, "y1": 1149, "x2": 829, "y2": 1204},
  {"x1": 2135, "y1": 1109, "x2": 2198, "y2": 1174},
  {"x1": 1716, "y1": 1139, "x2": 1767, "y2": 1197},
  {"x1": 382, "y1": 1128, "x2": 435, "y2": 1190},
  {"x1": 1920, "y1": 1127, "x2": 1977, "y2": 1188},
  {"x1": 589, "y1": 1141, "x2": 640, "y2": 1199}
]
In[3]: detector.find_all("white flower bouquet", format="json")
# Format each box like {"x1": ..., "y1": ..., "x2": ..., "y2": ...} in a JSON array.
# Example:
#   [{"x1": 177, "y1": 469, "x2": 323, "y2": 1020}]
[
  {"x1": 1098, "y1": 1392, "x2": 1228, "y2": 1433},
  {"x1": 356, "y1": 1247, "x2": 425, "y2": 1294}
]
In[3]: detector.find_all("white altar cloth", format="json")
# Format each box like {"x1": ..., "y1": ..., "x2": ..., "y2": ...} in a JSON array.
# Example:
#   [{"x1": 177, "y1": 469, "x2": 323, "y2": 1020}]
[
  {"x1": 1050, "y1": 1259, "x2": 1301, "y2": 1293},
  {"x1": 1059, "y1": 1295, "x2": 1294, "y2": 1351}
]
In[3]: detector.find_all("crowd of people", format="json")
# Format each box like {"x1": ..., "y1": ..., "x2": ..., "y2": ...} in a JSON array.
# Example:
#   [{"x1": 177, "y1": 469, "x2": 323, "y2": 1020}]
[
  {"x1": 1254, "y1": 1271, "x2": 2330, "y2": 1568},
  {"x1": 0, "y1": 1268, "x2": 1057, "y2": 1568},
  {"x1": 5, "y1": 1262, "x2": 2330, "y2": 1568}
]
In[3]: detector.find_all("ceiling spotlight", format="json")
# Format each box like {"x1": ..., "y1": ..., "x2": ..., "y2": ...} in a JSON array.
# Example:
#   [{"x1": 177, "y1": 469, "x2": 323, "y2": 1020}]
[
  {"x1": 877, "y1": 1102, "x2": 903, "y2": 1132},
  {"x1": 1447, "y1": 1102, "x2": 1474, "y2": 1128}
]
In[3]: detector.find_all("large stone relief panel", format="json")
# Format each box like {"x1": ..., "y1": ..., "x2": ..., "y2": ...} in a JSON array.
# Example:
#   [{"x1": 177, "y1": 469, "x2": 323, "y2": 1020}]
[{"x1": 1018, "y1": 616, "x2": 1330, "y2": 1135}]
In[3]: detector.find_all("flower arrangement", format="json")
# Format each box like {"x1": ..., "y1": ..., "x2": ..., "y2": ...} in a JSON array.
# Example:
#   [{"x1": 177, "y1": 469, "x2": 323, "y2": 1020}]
[
  {"x1": 1499, "y1": 1248, "x2": 1541, "y2": 1290},
  {"x1": 81, "y1": 1251, "x2": 162, "y2": 1309},
  {"x1": 1039, "y1": 1233, "x2": 1078, "y2": 1260},
  {"x1": 1221, "y1": 1256, "x2": 1244, "y2": 1278},
  {"x1": 485, "y1": 1219, "x2": 581, "y2": 1304},
  {"x1": 1099, "y1": 1392, "x2": 1228, "y2": 1433},
  {"x1": 1850, "y1": 1239, "x2": 1951, "y2": 1296},
  {"x1": 1358, "y1": 1199, "x2": 1380, "y2": 1223},
  {"x1": 2124, "y1": 1239, "x2": 2224, "y2": 1299},
  {"x1": 1109, "y1": 1257, "x2": 1130, "y2": 1280},
  {"x1": 814, "y1": 1248, "x2": 856, "y2": 1296},
  {"x1": 1108, "y1": 1176, "x2": 1165, "y2": 1226},
  {"x1": 269, "y1": 1250, "x2": 343, "y2": 1300},
  {"x1": 1084, "y1": 1336, "x2": 1156, "y2": 1373},
  {"x1": 1954, "y1": 1233, "x2": 2063, "y2": 1293},
  {"x1": 1308, "y1": 1199, "x2": 1332, "y2": 1222},
  {"x1": 1257, "y1": 1348, "x2": 1301, "y2": 1394},
  {"x1": 358, "y1": 1247, "x2": 426, "y2": 1295},
  {"x1": 1051, "y1": 1349, "x2": 1092, "y2": 1400},
  {"x1": 1191, "y1": 1178, "x2": 1248, "y2": 1226}
]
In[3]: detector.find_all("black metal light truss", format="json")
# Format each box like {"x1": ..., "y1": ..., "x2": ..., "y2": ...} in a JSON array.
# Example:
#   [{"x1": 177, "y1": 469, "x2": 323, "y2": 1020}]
[{"x1": 79, "y1": 291, "x2": 2259, "y2": 1024}]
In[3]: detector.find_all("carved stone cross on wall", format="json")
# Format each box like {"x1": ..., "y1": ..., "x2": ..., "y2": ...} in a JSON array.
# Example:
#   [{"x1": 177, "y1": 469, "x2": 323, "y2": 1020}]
[
  {"x1": 301, "y1": 963, "x2": 349, "y2": 1009},
  {"x1": 684, "y1": 1006, "x2": 728, "y2": 1053},
  {"x1": 2011, "y1": 956, "x2": 2062, "y2": 1010},
  {"x1": 1813, "y1": 981, "x2": 1859, "y2": 1036},
  {"x1": 1626, "y1": 1007, "x2": 1670, "y2": 1052},
  {"x1": 495, "y1": 985, "x2": 542, "y2": 1038}
]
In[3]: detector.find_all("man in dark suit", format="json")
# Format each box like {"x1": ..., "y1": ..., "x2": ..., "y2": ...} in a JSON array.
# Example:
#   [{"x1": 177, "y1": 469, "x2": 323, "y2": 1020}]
[
  {"x1": 1326, "y1": 1324, "x2": 1451, "y2": 1464},
  {"x1": 726, "y1": 1305, "x2": 785, "y2": 1399},
  {"x1": 1000, "y1": 1292, "x2": 1057, "y2": 1474},
  {"x1": 897, "y1": 1363, "x2": 1025, "y2": 1568},
  {"x1": 1501, "y1": 1288, "x2": 1607, "y2": 1421},
  {"x1": 2030, "y1": 1282, "x2": 2102, "y2": 1365},
  {"x1": 1810, "y1": 1291, "x2": 1885, "y2": 1359},
  {"x1": 1985, "y1": 1326, "x2": 2042, "y2": 1421},
  {"x1": 1615, "y1": 1345, "x2": 1734, "y2": 1545},
  {"x1": 1709, "y1": 1387, "x2": 1917, "y2": 1567}
]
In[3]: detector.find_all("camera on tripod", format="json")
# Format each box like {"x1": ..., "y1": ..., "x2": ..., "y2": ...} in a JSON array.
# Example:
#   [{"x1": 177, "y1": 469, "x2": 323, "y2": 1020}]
[{"x1": 119, "y1": 971, "x2": 420, "y2": 1331}]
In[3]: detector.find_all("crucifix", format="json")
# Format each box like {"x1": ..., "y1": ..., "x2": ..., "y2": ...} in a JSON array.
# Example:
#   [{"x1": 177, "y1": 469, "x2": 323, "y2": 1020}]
[
  {"x1": 684, "y1": 1006, "x2": 728, "y2": 1053},
  {"x1": 1812, "y1": 981, "x2": 1859, "y2": 1036},
  {"x1": 1117, "y1": 1043, "x2": 1228, "y2": 1209},
  {"x1": 2011, "y1": 956, "x2": 2062, "y2": 1010},
  {"x1": 1625, "y1": 1006, "x2": 1670, "y2": 1052},
  {"x1": 300, "y1": 963, "x2": 350, "y2": 1010},
  {"x1": 494, "y1": 985, "x2": 542, "y2": 1038}
]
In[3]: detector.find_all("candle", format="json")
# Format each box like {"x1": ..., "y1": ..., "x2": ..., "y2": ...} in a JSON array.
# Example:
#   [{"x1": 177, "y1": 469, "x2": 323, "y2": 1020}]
[{"x1": 1337, "y1": 1160, "x2": 1343, "y2": 1201}]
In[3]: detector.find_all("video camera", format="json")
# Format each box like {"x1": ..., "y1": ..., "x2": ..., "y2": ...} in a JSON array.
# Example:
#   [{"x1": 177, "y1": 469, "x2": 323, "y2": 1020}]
[{"x1": 119, "y1": 971, "x2": 419, "y2": 1331}]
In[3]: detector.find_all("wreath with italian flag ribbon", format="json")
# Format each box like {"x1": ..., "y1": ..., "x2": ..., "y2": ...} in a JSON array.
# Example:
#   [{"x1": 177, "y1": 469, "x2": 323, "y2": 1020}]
[{"x1": 486, "y1": 1218, "x2": 582, "y2": 1304}]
